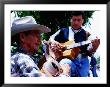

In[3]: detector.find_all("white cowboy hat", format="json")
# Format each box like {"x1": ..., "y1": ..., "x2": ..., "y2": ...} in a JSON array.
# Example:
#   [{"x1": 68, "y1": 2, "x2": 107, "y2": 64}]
[{"x1": 11, "y1": 16, "x2": 51, "y2": 36}]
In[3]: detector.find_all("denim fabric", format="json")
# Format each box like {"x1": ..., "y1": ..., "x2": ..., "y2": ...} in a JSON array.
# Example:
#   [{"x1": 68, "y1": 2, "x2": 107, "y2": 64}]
[
  {"x1": 91, "y1": 65, "x2": 98, "y2": 77},
  {"x1": 59, "y1": 55, "x2": 90, "y2": 77},
  {"x1": 90, "y1": 56, "x2": 98, "y2": 77},
  {"x1": 73, "y1": 56, "x2": 89, "y2": 77}
]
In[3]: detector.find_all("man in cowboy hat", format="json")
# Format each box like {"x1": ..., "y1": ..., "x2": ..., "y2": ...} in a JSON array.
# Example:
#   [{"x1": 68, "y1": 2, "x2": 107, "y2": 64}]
[{"x1": 11, "y1": 16, "x2": 51, "y2": 77}]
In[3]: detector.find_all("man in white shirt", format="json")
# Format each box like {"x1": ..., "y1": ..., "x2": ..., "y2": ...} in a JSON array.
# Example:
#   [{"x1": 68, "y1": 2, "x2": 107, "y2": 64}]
[{"x1": 49, "y1": 11, "x2": 100, "y2": 77}]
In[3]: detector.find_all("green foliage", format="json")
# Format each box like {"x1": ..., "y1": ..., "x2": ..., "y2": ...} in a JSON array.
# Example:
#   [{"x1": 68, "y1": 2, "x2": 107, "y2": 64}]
[
  {"x1": 83, "y1": 11, "x2": 94, "y2": 26},
  {"x1": 11, "y1": 46, "x2": 17, "y2": 53},
  {"x1": 96, "y1": 57, "x2": 100, "y2": 64}
]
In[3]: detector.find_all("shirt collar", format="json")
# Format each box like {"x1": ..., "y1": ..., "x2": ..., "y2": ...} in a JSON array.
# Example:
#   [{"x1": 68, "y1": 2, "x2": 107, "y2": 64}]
[
  {"x1": 18, "y1": 46, "x2": 42, "y2": 64},
  {"x1": 70, "y1": 27, "x2": 82, "y2": 33}
]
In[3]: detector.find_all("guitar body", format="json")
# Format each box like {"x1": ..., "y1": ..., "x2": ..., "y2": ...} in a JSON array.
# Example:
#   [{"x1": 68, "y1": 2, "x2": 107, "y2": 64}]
[
  {"x1": 38, "y1": 55, "x2": 46, "y2": 69},
  {"x1": 62, "y1": 47, "x2": 80, "y2": 59},
  {"x1": 60, "y1": 40, "x2": 80, "y2": 59}
]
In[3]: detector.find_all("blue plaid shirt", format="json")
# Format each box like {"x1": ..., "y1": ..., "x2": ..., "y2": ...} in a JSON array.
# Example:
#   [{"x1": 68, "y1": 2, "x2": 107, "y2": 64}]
[{"x1": 11, "y1": 52, "x2": 44, "y2": 77}]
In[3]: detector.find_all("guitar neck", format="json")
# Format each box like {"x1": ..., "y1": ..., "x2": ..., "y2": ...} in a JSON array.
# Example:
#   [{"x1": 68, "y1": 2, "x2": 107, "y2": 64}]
[{"x1": 66, "y1": 40, "x2": 91, "y2": 49}]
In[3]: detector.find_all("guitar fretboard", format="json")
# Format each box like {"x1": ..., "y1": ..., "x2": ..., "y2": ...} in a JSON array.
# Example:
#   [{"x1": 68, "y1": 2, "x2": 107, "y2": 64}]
[{"x1": 66, "y1": 40, "x2": 91, "y2": 49}]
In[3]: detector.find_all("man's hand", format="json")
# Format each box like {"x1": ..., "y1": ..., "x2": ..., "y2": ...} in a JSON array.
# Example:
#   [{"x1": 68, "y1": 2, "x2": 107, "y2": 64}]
[
  {"x1": 89, "y1": 37, "x2": 100, "y2": 53},
  {"x1": 49, "y1": 42, "x2": 64, "y2": 59}
]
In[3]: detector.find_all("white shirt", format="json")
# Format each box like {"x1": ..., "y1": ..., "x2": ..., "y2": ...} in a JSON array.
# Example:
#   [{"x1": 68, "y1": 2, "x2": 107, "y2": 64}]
[{"x1": 49, "y1": 27, "x2": 75, "y2": 42}]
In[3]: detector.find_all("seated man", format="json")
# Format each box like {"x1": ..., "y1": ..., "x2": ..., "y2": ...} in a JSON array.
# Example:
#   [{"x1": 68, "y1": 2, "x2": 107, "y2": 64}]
[
  {"x1": 49, "y1": 11, "x2": 100, "y2": 77},
  {"x1": 11, "y1": 16, "x2": 51, "y2": 77}
]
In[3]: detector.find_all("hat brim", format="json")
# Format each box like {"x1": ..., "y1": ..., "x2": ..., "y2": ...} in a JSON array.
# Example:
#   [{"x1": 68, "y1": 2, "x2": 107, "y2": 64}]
[{"x1": 11, "y1": 23, "x2": 51, "y2": 36}]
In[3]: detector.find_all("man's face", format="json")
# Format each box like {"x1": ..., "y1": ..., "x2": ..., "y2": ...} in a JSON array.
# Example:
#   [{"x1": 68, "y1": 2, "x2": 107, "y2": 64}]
[
  {"x1": 71, "y1": 15, "x2": 84, "y2": 30},
  {"x1": 20, "y1": 30, "x2": 41, "y2": 54}
]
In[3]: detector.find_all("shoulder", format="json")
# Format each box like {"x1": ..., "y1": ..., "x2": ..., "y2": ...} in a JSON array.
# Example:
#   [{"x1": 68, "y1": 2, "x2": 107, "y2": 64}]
[
  {"x1": 12, "y1": 53, "x2": 39, "y2": 69},
  {"x1": 81, "y1": 28, "x2": 91, "y2": 37},
  {"x1": 58, "y1": 27, "x2": 69, "y2": 33},
  {"x1": 11, "y1": 52, "x2": 36, "y2": 66},
  {"x1": 11, "y1": 52, "x2": 31, "y2": 61},
  {"x1": 86, "y1": 31, "x2": 91, "y2": 37},
  {"x1": 60, "y1": 27, "x2": 69, "y2": 31}
]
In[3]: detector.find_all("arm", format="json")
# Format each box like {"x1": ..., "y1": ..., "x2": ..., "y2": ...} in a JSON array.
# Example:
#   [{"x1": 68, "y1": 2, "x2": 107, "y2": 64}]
[
  {"x1": 49, "y1": 29, "x2": 61, "y2": 42},
  {"x1": 89, "y1": 38, "x2": 100, "y2": 54},
  {"x1": 87, "y1": 33, "x2": 100, "y2": 55}
]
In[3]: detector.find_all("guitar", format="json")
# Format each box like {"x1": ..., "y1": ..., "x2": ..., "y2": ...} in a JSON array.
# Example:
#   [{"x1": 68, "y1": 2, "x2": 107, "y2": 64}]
[
  {"x1": 42, "y1": 40, "x2": 91, "y2": 60},
  {"x1": 38, "y1": 38, "x2": 99, "y2": 69},
  {"x1": 59, "y1": 40, "x2": 91, "y2": 59}
]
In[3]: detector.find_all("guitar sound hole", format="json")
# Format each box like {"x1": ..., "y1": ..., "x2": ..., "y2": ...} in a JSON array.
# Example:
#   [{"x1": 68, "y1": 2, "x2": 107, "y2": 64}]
[{"x1": 51, "y1": 62, "x2": 59, "y2": 71}]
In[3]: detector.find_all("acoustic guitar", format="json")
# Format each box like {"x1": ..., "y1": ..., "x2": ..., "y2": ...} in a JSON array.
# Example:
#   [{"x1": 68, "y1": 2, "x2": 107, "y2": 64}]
[
  {"x1": 38, "y1": 38, "x2": 99, "y2": 69},
  {"x1": 60, "y1": 40, "x2": 80, "y2": 59},
  {"x1": 59, "y1": 40, "x2": 91, "y2": 59},
  {"x1": 42, "y1": 40, "x2": 91, "y2": 60}
]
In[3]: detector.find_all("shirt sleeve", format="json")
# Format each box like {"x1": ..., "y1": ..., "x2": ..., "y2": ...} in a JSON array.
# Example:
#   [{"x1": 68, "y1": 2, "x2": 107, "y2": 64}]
[
  {"x1": 11, "y1": 53, "x2": 43, "y2": 77},
  {"x1": 49, "y1": 29, "x2": 61, "y2": 42}
]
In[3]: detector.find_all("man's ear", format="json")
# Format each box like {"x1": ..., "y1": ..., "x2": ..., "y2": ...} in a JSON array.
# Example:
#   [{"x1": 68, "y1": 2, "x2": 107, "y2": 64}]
[
  {"x1": 19, "y1": 32, "x2": 26, "y2": 42},
  {"x1": 82, "y1": 19, "x2": 84, "y2": 24},
  {"x1": 70, "y1": 19, "x2": 72, "y2": 23}
]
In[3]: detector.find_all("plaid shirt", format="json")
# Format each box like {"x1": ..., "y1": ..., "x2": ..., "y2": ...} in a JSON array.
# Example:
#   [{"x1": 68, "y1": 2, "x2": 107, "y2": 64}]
[{"x1": 11, "y1": 52, "x2": 44, "y2": 77}]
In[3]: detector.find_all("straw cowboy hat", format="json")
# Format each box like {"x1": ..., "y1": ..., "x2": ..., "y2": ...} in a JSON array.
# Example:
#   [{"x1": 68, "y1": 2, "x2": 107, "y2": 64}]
[{"x1": 11, "y1": 16, "x2": 51, "y2": 36}]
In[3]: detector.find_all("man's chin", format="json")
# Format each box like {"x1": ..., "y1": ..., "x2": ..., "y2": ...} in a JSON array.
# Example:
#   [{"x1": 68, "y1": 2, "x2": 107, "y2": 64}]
[
  {"x1": 73, "y1": 26, "x2": 81, "y2": 30},
  {"x1": 74, "y1": 28, "x2": 80, "y2": 30}
]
